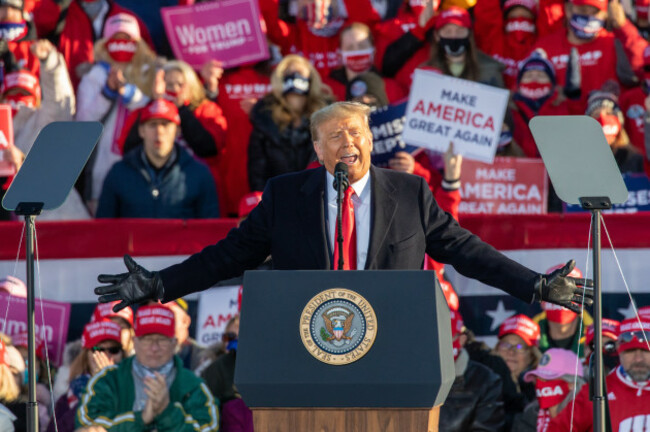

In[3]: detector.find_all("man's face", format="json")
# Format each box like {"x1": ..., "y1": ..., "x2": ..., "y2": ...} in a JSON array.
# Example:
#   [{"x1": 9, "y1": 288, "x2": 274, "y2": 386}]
[
  {"x1": 340, "y1": 27, "x2": 373, "y2": 52},
  {"x1": 619, "y1": 348, "x2": 650, "y2": 382},
  {"x1": 168, "y1": 302, "x2": 191, "y2": 346},
  {"x1": 139, "y1": 119, "x2": 177, "y2": 162},
  {"x1": 0, "y1": 6, "x2": 23, "y2": 23},
  {"x1": 133, "y1": 334, "x2": 177, "y2": 369},
  {"x1": 313, "y1": 113, "x2": 373, "y2": 184}
]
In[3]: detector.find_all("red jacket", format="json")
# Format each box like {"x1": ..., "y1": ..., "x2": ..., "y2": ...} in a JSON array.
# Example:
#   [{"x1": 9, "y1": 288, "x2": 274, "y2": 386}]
[
  {"x1": 532, "y1": 21, "x2": 645, "y2": 113},
  {"x1": 33, "y1": 0, "x2": 153, "y2": 90},
  {"x1": 537, "y1": 0, "x2": 566, "y2": 38},
  {"x1": 619, "y1": 86, "x2": 650, "y2": 177},
  {"x1": 474, "y1": 0, "x2": 538, "y2": 89},
  {"x1": 549, "y1": 366, "x2": 650, "y2": 431},
  {"x1": 217, "y1": 67, "x2": 272, "y2": 216},
  {"x1": 372, "y1": 5, "x2": 420, "y2": 71},
  {"x1": 512, "y1": 91, "x2": 570, "y2": 158},
  {"x1": 259, "y1": 0, "x2": 380, "y2": 78}
]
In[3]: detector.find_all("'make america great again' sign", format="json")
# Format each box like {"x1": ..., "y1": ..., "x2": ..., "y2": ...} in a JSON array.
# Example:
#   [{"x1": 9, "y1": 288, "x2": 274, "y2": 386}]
[{"x1": 161, "y1": 0, "x2": 269, "y2": 69}]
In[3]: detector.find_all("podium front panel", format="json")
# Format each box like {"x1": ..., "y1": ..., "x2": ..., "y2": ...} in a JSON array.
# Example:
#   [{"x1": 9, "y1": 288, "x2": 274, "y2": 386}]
[{"x1": 235, "y1": 270, "x2": 455, "y2": 408}]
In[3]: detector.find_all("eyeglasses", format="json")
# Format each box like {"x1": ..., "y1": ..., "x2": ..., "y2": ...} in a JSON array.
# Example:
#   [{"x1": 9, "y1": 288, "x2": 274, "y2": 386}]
[
  {"x1": 92, "y1": 346, "x2": 122, "y2": 355},
  {"x1": 497, "y1": 341, "x2": 529, "y2": 354},
  {"x1": 138, "y1": 336, "x2": 173, "y2": 348},
  {"x1": 619, "y1": 331, "x2": 650, "y2": 345},
  {"x1": 588, "y1": 341, "x2": 617, "y2": 354}
]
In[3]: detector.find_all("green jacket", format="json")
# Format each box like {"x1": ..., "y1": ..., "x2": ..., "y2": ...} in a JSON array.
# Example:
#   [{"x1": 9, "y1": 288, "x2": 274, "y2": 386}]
[{"x1": 75, "y1": 355, "x2": 219, "y2": 431}]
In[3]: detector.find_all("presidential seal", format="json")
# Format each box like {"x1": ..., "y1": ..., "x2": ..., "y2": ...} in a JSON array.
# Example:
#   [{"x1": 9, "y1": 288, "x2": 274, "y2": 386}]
[{"x1": 299, "y1": 288, "x2": 377, "y2": 365}]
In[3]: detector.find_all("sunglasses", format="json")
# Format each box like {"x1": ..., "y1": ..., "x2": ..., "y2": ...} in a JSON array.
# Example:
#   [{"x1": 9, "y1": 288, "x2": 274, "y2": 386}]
[
  {"x1": 619, "y1": 331, "x2": 650, "y2": 345},
  {"x1": 92, "y1": 346, "x2": 122, "y2": 355},
  {"x1": 497, "y1": 341, "x2": 529, "y2": 353},
  {"x1": 588, "y1": 341, "x2": 617, "y2": 353}
]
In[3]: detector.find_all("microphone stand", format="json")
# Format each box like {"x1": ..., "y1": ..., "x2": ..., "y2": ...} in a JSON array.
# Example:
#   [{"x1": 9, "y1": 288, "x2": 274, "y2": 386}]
[{"x1": 335, "y1": 171, "x2": 346, "y2": 270}]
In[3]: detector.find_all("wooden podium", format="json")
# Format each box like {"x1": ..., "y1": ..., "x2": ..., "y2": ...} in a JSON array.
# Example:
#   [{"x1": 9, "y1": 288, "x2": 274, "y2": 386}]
[
  {"x1": 251, "y1": 407, "x2": 440, "y2": 432},
  {"x1": 235, "y1": 271, "x2": 454, "y2": 432}
]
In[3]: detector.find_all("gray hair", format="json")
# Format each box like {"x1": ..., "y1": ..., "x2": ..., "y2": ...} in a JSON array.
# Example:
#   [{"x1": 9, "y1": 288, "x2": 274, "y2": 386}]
[{"x1": 310, "y1": 102, "x2": 371, "y2": 141}]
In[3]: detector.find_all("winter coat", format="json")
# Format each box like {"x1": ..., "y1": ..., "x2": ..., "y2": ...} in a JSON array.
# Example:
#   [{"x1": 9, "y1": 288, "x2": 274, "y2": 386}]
[
  {"x1": 33, "y1": 0, "x2": 153, "y2": 90},
  {"x1": 247, "y1": 97, "x2": 316, "y2": 191},
  {"x1": 0, "y1": 403, "x2": 15, "y2": 432},
  {"x1": 438, "y1": 349, "x2": 505, "y2": 432},
  {"x1": 7, "y1": 49, "x2": 88, "y2": 221},
  {"x1": 117, "y1": 100, "x2": 228, "y2": 210},
  {"x1": 76, "y1": 61, "x2": 148, "y2": 204},
  {"x1": 96, "y1": 144, "x2": 219, "y2": 219},
  {"x1": 75, "y1": 355, "x2": 219, "y2": 431}
]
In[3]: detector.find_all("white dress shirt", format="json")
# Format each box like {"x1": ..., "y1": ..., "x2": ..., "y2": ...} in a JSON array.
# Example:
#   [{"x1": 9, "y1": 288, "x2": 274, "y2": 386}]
[{"x1": 326, "y1": 170, "x2": 371, "y2": 269}]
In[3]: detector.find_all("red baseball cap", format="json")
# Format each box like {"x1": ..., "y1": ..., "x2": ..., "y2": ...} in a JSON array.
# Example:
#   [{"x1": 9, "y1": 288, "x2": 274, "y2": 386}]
[
  {"x1": 637, "y1": 0, "x2": 650, "y2": 20},
  {"x1": 238, "y1": 192, "x2": 263, "y2": 218},
  {"x1": 503, "y1": 0, "x2": 537, "y2": 15},
  {"x1": 2, "y1": 70, "x2": 41, "y2": 100},
  {"x1": 638, "y1": 306, "x2": 650, "y2": 320},
  {"x1": 92, "y1": 301, "x2": 134, "y2": 327},
  {"x1": 81, "y1": 320, "x2": 122, "y2": 349},
  {"x1": 11, "y1": 332, "x2": 46, "y2": 360},
  {"x1": 134, "y1": 304, "x2": 175, "y2": 338},
  {"x1": 139, "y1": 99, "x2": 180, "y2": 125},
  {"x1": 570, "y1": 0, "x2": 607, "y2": 11},
  {"x1": 618, "y1": 318, "x2": 650, "y2": 353},
  {"x1": 499, "y1": 314, "x2": 541, "y2": 347},
  {"x1": 434, "y1": 7, "x2": 471, "y2": 30},
  {"x1": 585, "y1": 318, "x2": 620, "y2": 346}
]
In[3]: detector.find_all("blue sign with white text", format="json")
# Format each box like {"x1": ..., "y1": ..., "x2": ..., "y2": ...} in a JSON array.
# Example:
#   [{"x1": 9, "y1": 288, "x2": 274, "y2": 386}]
[
  {"x1": 370, "y1": 101, "x2": 420, "y2": 167},
  {"x1": 564, "y1": 174, "x2": 650, "y2": 213}
]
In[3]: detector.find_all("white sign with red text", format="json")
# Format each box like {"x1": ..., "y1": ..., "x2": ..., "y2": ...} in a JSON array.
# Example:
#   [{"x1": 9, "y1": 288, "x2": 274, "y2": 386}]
[
  {"x1": 402, "y1": 69, "x2": 509, "y2": 163},
  {"x1": 196, "y1": 285, "x2": 241, "y2": 347}
]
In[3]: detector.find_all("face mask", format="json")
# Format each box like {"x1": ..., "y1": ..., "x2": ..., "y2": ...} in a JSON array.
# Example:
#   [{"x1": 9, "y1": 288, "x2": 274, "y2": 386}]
[
  {"x1": 597, "y1": 112, "x2": 621, "y2": 143},
  {"x1": 536, "y1": 379, "x2": 569, "y2": 408},
  {"x1": 603, "y1": 351, "x2": 620, "y2": 371},
  {"x1": 163, "y1": 89, "x2": 188, "y2": 106},
  {"x1": 569, "y1": 14, "x2": 605, "y2": 40},
  {"x1": 282, "y1": 72, "x2": 310, "y2": 95},
  {"x1": 544, "y1": 302, "x2": 577, "y2": 324},
  {"x1": 505, "y1": 17, "x2": 536, "y2": 44},
  {"x1": 449, "y1": 62, "x2": 465, "y2": 77},
  {"x1": 341, "y1": 48, "x2": 374, "y2": 73},
  {"x1": 106, "y1": 37, "x2": 137, "y2": 63},
  {"x1": 81, "y1": 0, "x2": 105, "y2": 19},
  {"x1": 4, "y1": 93, "x2": 37, "y2": 116},
  {"x1": 518, "y1": 82, "x2": 552, "y2": 100},
  {"x1": 639, "y1": 25, "x2": 650, "y2": 41},
  {"x1": 439, "y1": 37, "x2": 470, "y2": 57},
  {"x1": 498, "y1": 130, "x2": 513, "y2": 150},
  {"x1": 0, "y1": 21, "x2": 27, "y2": 42}
]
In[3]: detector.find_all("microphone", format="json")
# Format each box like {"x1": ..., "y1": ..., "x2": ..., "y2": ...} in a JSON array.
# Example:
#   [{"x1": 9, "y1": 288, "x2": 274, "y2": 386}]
[
  {"x1": 333, "y1": 162, "x2": 349, "y2": 270},
  {"x1": 333, "y1": 162, "x2": 349, "y2": 190}
]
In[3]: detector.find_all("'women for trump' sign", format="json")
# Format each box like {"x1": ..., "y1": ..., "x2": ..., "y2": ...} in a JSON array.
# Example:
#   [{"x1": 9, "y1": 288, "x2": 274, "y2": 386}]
[{"x1": 162, "y1": 0, "x2": 269, "y2": 69}]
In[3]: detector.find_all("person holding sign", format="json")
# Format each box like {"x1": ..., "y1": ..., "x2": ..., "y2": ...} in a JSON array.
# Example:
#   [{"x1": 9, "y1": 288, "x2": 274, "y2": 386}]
[{"x1": 95, "y1": 102, "x2": 594, "y2": 337}]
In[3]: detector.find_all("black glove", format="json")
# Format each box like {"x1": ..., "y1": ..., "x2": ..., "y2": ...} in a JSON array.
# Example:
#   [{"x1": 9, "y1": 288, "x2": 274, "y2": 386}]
[
  {"x1": 564, "y1": 47, "x2": 582, "y2": 100},
  {"x1": 533, "y1": 259, "x2": 594, "y2": 313},
  {"x1": 95, "y1": 255, "x2": 164, "y2": 312}
]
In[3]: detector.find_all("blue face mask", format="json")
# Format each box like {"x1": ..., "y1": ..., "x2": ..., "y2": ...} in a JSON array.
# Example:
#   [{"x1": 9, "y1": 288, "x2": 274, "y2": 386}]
[
  {"x1": 498, "y1": 131, "x2": 513, "y2": 149},
  {"x1": 282, "y1": 72, "x2": 310, "y2": 96},
  {"x1": 0, "y1": 21, "x2": 27, "y2": 42},
  {"x1": 569, "y1": 14, "x2": 604, "y2": 40}
]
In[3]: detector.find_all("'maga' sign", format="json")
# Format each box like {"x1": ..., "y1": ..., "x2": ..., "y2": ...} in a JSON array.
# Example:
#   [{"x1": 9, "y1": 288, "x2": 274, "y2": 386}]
[{"x1": 402, "y1": 69, "x2": 509, "y2": 163}]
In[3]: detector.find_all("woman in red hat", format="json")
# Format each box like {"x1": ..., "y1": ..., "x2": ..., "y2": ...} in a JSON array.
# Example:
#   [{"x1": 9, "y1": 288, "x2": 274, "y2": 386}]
[{"x1": 46, "y1": 320, "x2": 125, "y2": 432}]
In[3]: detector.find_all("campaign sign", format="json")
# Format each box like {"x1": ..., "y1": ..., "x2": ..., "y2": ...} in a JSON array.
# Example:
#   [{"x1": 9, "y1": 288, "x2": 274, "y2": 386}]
[
  {"x1": 0, "y1": 292, "x2": 70, "y2": 366},
  {"x1": 370, "y1": 101, "x2": 420, "y2": 167},
  {"x1": 564, "y1": 174, "x2": 650, "y2": 213},
  {"x1": 459, "y1": 157, "x2": 548, "y2": 215},
  {"x1": 402, "y1": 69, "x2": 510, "y2": 163},
  {"x1": 161, "y1": 0, "x2": 269, "y2": 70},
  {"x1": 196, "y1": 285, "x2": 241, "y2": 347},
  {"x1": 0, "y1": 105, "x2": 15, "y2": 176}
]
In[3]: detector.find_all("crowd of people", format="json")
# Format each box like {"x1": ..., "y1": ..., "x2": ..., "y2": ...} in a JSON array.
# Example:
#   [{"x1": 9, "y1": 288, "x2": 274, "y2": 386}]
[{"x1": 0, "y1": 0, "x2": 648, "y2": 430}]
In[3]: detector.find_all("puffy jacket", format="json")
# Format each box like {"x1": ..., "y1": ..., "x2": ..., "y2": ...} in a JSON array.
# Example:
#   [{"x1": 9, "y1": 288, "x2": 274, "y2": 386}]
[
  {"x1": 247, "y1": 96, "x2": 316, "y2": 191},
  {"x1": 75, "y1": 355, "x2": 219, "y2": 431},
  {"x1": 439, "y1": 349, "x2": 505, "y2": 432},
  {"x1": 96, "y1": 144, "x2": 219, "y2": 219}
]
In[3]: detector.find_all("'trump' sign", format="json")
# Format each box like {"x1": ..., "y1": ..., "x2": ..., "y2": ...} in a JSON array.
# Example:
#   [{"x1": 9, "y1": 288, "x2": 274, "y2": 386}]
[
  {"x1": 402, "y1": 69, "x2": 509, "y2": 163},
  {"x1": 161, "y1": 0, "x2": 269, "y2": 69}
]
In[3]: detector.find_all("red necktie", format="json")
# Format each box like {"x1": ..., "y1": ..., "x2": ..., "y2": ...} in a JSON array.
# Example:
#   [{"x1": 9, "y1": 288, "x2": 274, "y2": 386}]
[{"x1": 334, "y1": 187, "x2": 357, "y2": 270}]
